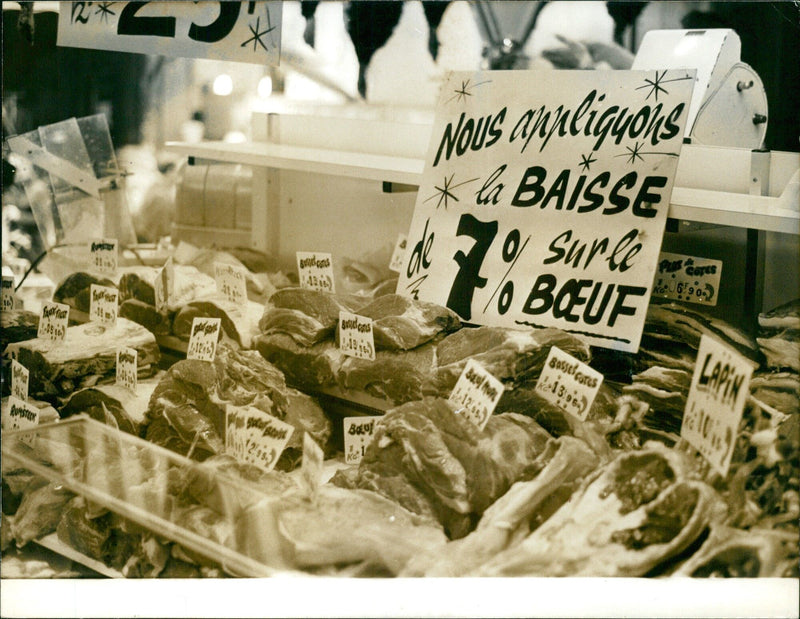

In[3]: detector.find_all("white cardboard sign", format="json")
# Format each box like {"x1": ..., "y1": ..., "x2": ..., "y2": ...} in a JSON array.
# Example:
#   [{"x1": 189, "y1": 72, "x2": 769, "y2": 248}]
[
  {"x1": 186, "y1": 317, "x2": 221, "y2": 361},
  {"x1": 2, "y1": 275, "x2": 16, "y2": 311},
  {"x1": 343, "y1": 416, "x2": 380, "y2": 465},
  {"x1": 58, "y1": 1, "x2": 282, "y2": 66},
  {"x1": 226, "y1": 404, "x2": 294, "y2": 473},
  {"x1": 388, "y1": 234, "x2": 409, "y2": 273},
  {"x1": 116, "y1": 347, "x2": 138, "y2": 393},
  {"x1": 682, "y1": 334, "x2": 755, "y2": 476},
  {"x1": 89, "y1": 284, "x2": 119, "y2": 325},
  {"x1": 652, "y1": 251, "x2": 722, "y2": 306},
  {"x1": 534, "y1": 346, "x2": 603, "y2": 421},
  {"x1": 214, "y1": 262, "x2": 248, "y2": 306},
  {"x1": 38, "y1": 301, "x2": 70, "y2": 342},
  {"x1": 338, "y1": 311, "x2": 376, "y2": 361},
  {"x1": 3, "y1": 396, "x2": 39, "y2": 446},
  {"x1": 11, "y1": 360, "x2": 29, "y2": 402},
  {"x1": 448, "y1": 358, "x2": 505, "y2": 431},
  {"x1": 89, "y1": 238, "x2": 118, "y2": 275},
  {"x1": 296, "y1": 252, "x2": 335, "y2": 293},
  {"x1": 396, "y1": 70, "x2": 695, "y2": 353}
]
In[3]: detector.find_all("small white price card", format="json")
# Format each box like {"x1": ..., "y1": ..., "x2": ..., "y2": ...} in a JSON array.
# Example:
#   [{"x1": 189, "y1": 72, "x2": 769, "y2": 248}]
[
  {"x1": 302, "y1": 432, "x2": 325, "y2": 499},
  {"x1": 89, "y1": 238, "x2": 118, "y2": 275},
  {"x1": 116, "y1": 347, "x2": 138, "y2": 392},
  {"x1": 534, "y1": 346, "x2": 604, "y2": 421},
  {"x1": 154, "y1": 257, "x2": 174, "y2": 312},
  {"x1": 652, "y1": 252, "x2": 722, "y2": 306},
  {"x1": 3, "y1": 396, "x2": 39, "y2": 446},
  {"x1": 38, "y1": 301, "x2": 69, "y2": 342},
  {"x1": 338, "y1": 311, "x2": 376, "y2": 361},
  {"x1": 343, "y1": 416, "x2": 380, "y2": 465},
  {"x1": 89, "y1": 284, "x2": 118, "y2": 325},
  {"x1": 226, "y1": 404, "x2": 294, "y2": 473},
  {"x1": 682, "y1": 334, "x2": 756, "y2": 476},
  {"x1": 448, "y1": 358, "x2": 505, "y2": 431},
  {"x1": 296, "y1": 252, "x2": 335, "y2": 293},
  {"x1": 11, "y1": 360, "x2": 29, "y2": 401},
  {"x1": 186, "y1": 317, "x2": 221, "y2": 361},
  {"x1": 388, "y1": 233, "x2": 408, "y2": 273},
  {"x1": 214, "y1": 262, "x2": 248, "y2": 305},
  {"x1": 2, "y1": 275, "x2": 16, "y2": 311}
]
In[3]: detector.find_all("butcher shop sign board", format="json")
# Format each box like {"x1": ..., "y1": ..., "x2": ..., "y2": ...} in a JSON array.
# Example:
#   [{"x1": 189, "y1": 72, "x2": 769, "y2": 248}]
[
  {"x1": 58, "y1": 2, "x2": 282, "y2": 66},
  {"x1": 397, "y1": 70, "x2": 695, "y2": 353}
]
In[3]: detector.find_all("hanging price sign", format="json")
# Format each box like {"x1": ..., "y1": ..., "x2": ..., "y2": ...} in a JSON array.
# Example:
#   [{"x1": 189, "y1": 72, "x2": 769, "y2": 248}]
[
  {"x1": 302, "y1": 432, "x2": 325, "y2": 500},
  {"x1": 388, "y1": 233, "x2": 409, "y2": 273},
  {"x1": 38, "y1": 301, "x2": 69, "y2": 342},
  {"x1": 116, "y1": 347, "x2": 138, "y2": 392},
  {"x1": 652, "y1": 251, "x2": 722, "y2": 306},
  {"x1": 89, "y1": 284, "x2": 119, "y2": 325},
  {"x1": 226, "y1": 404, "x2": 294, "y2": 473},
  {"x1": 296, "y1": 252, "x2": 335, "y2": 293},
  {"x1": 396, "y1": 70, "x2": 695, "y2": 353},
  {"x1": 154, "y1": 256, "x2": 174, "y2": 313},
  {"x1": 448, "y1": 359, "x2": 505, "y2": 431},
  {"x1": 338, "y1": 311, "x2": 375, "y2": 361},
  {"x1": 89, "y1": 238, "x2": 118, "y2": 275},
  {"x1": 186, "y1": 317, "x2": 221, "y2": 361},
  {"x1": 214, "y1": 262, "x2": 248, "y2": 305},
  {"x1": 682, "y1": 334, "x2": 756, "y2": 476},
  {"x1": 11, "y1": 360, "x2": 29, "y2": 402},
  {"x1": 343, "y1": 416, "x2": 380, "y2": 465},
  {"x1": 3, "y1": 396, "x2": 39, "y2": 446},
  {"x1": 534, "y1": 346, "x2": 603, "y2": 421},
  {"x1": 58, "y1": 1, "x2": 282, "y2": 66}
]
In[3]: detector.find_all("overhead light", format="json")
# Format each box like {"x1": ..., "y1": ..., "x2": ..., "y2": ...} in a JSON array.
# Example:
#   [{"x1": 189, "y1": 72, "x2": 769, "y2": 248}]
[
  {"x1": 258, "y1": 75, "x2": 273, "y2": 99},
  {"x1": 212, "y1": 74, "x2": 233, "y2": 96}
]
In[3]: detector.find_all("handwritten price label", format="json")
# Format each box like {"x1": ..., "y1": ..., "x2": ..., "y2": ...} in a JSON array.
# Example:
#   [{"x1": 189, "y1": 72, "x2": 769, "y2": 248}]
[
  {"x1": 38, "y1": 301, "x2": 69, "y2": 342},
  {"x1": 58, "y1": 1, "x2": 282, "y2": 66},
  {"x1": 302, "y1": 432, "x2": 325, "y2": 500},
  {"x1": 116, "y1": 347, "x2": 138, "y2": 392},
  {"x1": 343, "y1": 416, "x2": 380, "y2": 465},
  {"x1": 186, "y1": 317, "x2": 221, "y2": 361},
  {"x1": 3, "y1": 396, "x2": 39, "y2": 446},
  {"x1": 534, "y1": 346, "x2": 603, "y2": 421},
  {"x1": 226, "y1": 404, "x2": 294, "y2": 473},
  {"x1": 2, "y1": 275, "x2": 17, "y2": 311},
  {"x1": 338, "y1": 311, "x2": 375, "y2": 361},
  {"x1": 448, "y1": 359, "x2": 505, "y2": 431},
  {"x1": 89, "y1": 284, "x2": 118, "y2": 325},
  {"x1": 296, "y1": 252, "x2": 335, "y2": 293},
  {"x1": 682, "y1": 335, "x2": 755, "y2": 476},
  {"x1": 214, "y1": 262, "x2": 248, "y2": 305},
  {"x1": 11, "y1": 360, "x2": 29, "y2": 401},
  {"x1": 154, "y1": 256, "x2": 174, "y2": 312},
  {"x1": 652, "y1": 252, "x2": 722, "y2": 306},
  {"x1": 388, "y1": 234, "x2": 408, "y2": 273},
  {"x1": 89, "y1": 238, "x2": 118, "y2": 275}
]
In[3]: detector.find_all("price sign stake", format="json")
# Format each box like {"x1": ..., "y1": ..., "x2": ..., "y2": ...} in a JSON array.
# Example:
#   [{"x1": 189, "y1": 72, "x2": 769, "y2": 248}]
[
  {"x1": 338, "y1": 311, "x2": 376, "y2": 361},
  {"x1": 154, "y1": 256, "x2": 174, "y2": 312},
  {"x1": 296, "y1": 252, "x2": 335, "y2": 293},
  {"x1": 11, "y1": 360, "x2": 29, "y2": 401},
  {"x1": 89, "y1": 284, "x2": 118, "y2": 325},
  {"x1": 534, "y1": 346, "x2": 603, "y2": 421},
  {"x1": 448, "y1": 359, "x2": 505, "y2": 431},
  {"x1": 186, "y1": 317, "x2": 221, "y2": 361},
  {"x1": 343, "y1": 416, "x2": 380, "y2": 465},
  {"x1": 302, "y1": 432, "x2": 325, "y2": 500},
  {"x1": 116, "y1": 347, "x2": 138, "y2": 392},
  {"x1": 38, "y1": 301, "x2": 70, "y2": 342},
  {"x1": 214, "y1": 262, "x2": 248, "y2": 305}
]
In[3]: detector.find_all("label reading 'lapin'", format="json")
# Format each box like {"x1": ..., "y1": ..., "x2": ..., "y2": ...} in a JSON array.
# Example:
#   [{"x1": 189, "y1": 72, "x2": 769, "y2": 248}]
[
  {"x1": 186, "y1": 317, "x2": 221, "y2": 361},
  {"x1": 296, "y1": 252, "x2": 335, "y2": 293},
  {"x1": 338, "y1": 311, "x2": 375, "y2": 361},
  {"x1": 448, "y1": 359, "x2": 505, "y2": 431},
  {"x1": 343, "y1": 416, "x2": 380, "y2": 465},
  {"x1": 535, "y1": 346, "x2": 603, "y2": 421},
  {"x1": 38, "y1": 301, "x2": 69, "y2": 342}
]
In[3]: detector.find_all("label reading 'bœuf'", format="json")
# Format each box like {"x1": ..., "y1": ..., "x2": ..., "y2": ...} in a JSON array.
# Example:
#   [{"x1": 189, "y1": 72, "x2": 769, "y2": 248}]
[{"x1": 343, "y1": 416, "x2": 380, "y2": 465}]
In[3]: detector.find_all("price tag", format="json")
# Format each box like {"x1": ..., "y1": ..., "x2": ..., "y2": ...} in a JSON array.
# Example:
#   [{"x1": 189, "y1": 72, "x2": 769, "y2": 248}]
[
  {"x1": 89, "y1": 238, "x2": 118, "y2": 275},
  {"x1": 3, "y1": 396, "x2": 39, "y2": 446},
  {"x1": 343, "y1": 416, "x2": 380, "y2": 465},
  {"x1": 534, "y1": 346, "x2": 603, "y2": 421},
  {"x1": 296, "y1": 252, "x2": 335, "y2": 293},
  {"x1": 338, "y1": 311, "x2": 375, "y2": 361},
  {"x1": 154, "y1": 256, "x2": 174, "y2": 312},
  {"x1": 186, "y1": 317, "x2": 221, "y2": 361},
  {"x1": 448, "y1": 359, "x2": 505, "y2": 431},
  {"x1": 38, "y1": 301, "x2": 69, "y2": 342},
  {"x1": 89, "y1": 284, "x2": 118, "y2": 325},
  {"x1": 226, "y1": 404, "x2": 294, "y2": 473},
  {"x1": 116, "y1": 347, "x2": 138, "y2": 392},
  {"x1": 2, "y1": 275, "x2": 16, "y2": 311},
  {"x1": 388, "y1": 233, "x2": 408, "y2": 273},
  {"x1": 682, "y1": 334, "x2": 755, "y2": 476},
  {"x1": 214, "y1": 262, "x2": 248, "y2": 305},
  {"x1": 11, "y1": 360, "x2": 29, "y2": 401},
  {"x1": 302, "y1": 432, "x2": 325, "y2": 499},
  {"x1": 653, "y1": 252, "x2": 722, "y2": 306},
  {"x1": 58, "y1": 1, "x2": 282, "y2": 66}
]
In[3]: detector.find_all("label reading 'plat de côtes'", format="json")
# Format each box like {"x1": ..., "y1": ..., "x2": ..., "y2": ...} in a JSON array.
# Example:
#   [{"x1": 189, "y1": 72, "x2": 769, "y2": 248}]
[
  {"x1": 343, "y1": 416, "x2": 381, "y2": 465},
  {"x1": 89, "y1": 284, "x2": 118, "y2": 326},
  {"x1": 534, "y1": 346, "x2": 604, "y2": 422},
  {"x1": 186, "y1": 317, "x2": 221, "y2": 361},
  {"x1": 652, "y1": 251, "x2": 722, "y2": 306},
  {"x1": 296, "y1": 252, "x2": 335, "y2": 293},
  {"x1": 338, "y1": 311, "x2": 375, "y2": 361},
  {"x1": 448, "y1": 358, "x2": 505, "y2": 431},
  {"x1": 116, "y1": 347, "x2": 138, "y2": 392},
  {"x1": 38, "y1": 301, "x2": 70, "y2": 342},
  {"x1": 89, "y1": 238, "x2": 118, "y2": 275},
  {"x1": 214, "y1": 262, "x2": 248, "y2": 305}
]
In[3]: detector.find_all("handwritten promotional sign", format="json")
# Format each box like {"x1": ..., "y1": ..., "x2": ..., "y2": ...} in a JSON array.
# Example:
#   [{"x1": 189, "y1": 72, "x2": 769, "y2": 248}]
[
  {"x1": 301, "y1": 432, "x2": 325, "y2": 500},
  {"x1": 116, "y1": 347, "x2": 138, "y2": 392},
  {"x1": 652, "y1": 251, "x2": 722, "y2": 306},
  {"x1": 58, "y1": 1, "x2": 282, "y2": 66},
  {"x1": 154, "y1": 256, "x2": 174, "y2": 313},
  {"x1": 296, "y1": 252, "x2": 335, "y2": 293},
  {"x1": 388, "y1": 234, "x2": 409, "y2": 273},
  {"x1": 226, "y1": 404, "x2": 294, "y2": 473},
  {"x1": 89, "y1": 284, "x2": 119, "y2": 325},
  {"x1": 38, "y1": 301, "x2": 70, "y2": 342},
  {"x1": 2, "y1": 275, "x2": 16, "y2": 311},
  {"x1": 682, "y1": 334, "x2": 755, "y2": 476},
  {"x1": 186, "y1": 317, "x2": 221, "y2": 361},
  {"x1": 448, "y1": 358, "x2": 505, "y2": 431},
  {"x1": 338, "y1": 311, "x2": 376, "y2": 361},
  {"x1": 3, "y1": 396, "x2": 39, "y2": 446},
  {"x1": 11, "y1": 360, "x2": 29, "y2": 402},
  {"x1": 535, "y1": 346, "x2": 603, "y2": 421},
  {"x1": 396, "y1": 70, "x2": 695, "y2": 353},
  {"x1": 89, "y1": 238, "x2": 118, "y2": 275},
  {"x1": 214, "y1": 262, "x2": 248, "y2": 306},
  {"x1": 343, "y1": 416, "x2": 380, "y2": 465}
]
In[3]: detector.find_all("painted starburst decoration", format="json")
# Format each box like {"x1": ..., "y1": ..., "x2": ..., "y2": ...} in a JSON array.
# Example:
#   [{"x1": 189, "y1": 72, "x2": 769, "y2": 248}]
[{"x1": 424, "y1": 173, "x2": 479, "y2": 210}]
